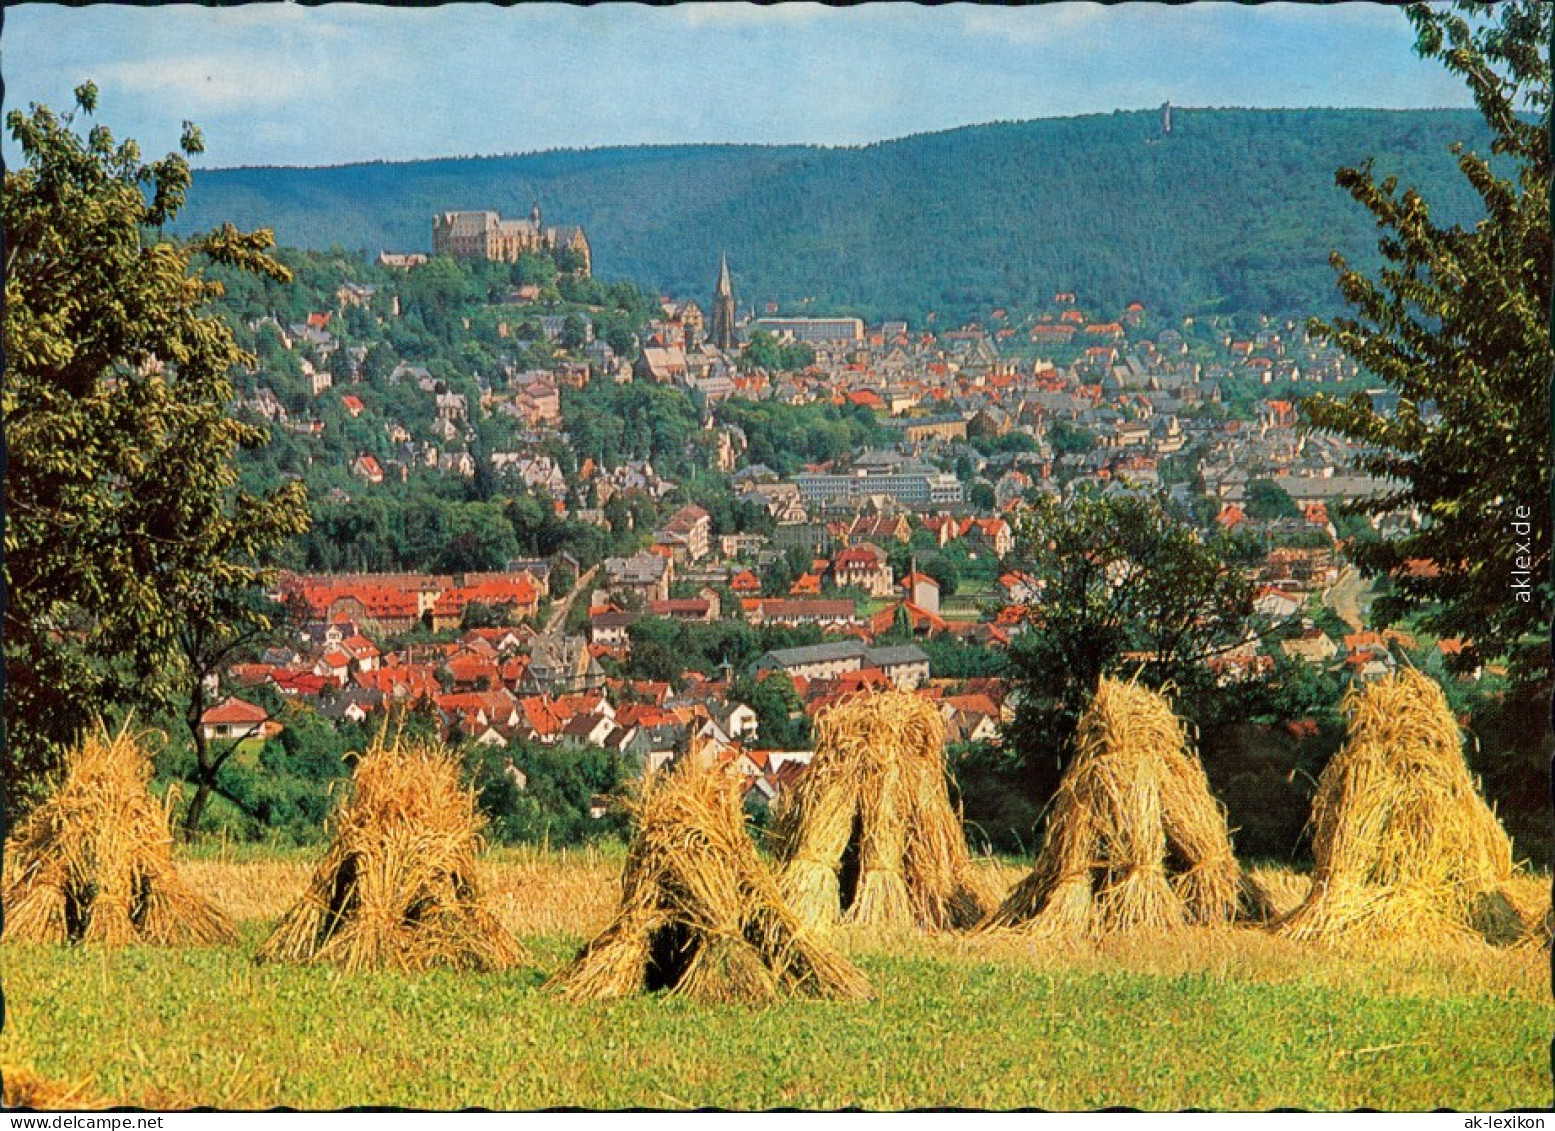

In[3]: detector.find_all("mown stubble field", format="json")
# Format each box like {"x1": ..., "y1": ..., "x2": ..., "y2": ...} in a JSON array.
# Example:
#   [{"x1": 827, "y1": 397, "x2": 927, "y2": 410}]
[{"x1": 2, "y1": 847, "x2": 1550, "y2": 1110}]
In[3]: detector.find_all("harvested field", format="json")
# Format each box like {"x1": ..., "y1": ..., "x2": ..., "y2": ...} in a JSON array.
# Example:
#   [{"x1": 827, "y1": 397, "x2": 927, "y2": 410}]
[{"x1": 1, "y1": 850, "x2": 1548, "y2": 1109}]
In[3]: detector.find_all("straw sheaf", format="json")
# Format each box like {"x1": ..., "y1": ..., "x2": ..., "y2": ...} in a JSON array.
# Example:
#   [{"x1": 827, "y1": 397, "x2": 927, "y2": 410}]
[
  {"x1": 2, "y1": 722, "x2": 237, "y2": 947},
  {"x1": 772, "y1": 690, "x2": 998, "y2": 934},
  {"x1": 1275, "y1": 668, "x2": 1523, "y2": 944},
  {"x1": 548, "y1": 761, "x2": 869, "y2": 1003},
  {"x1": 985, "y1": 678, "x2": 1240, "y2": 938},
  {"x1": 256, "y1": 733, "x2": 524, "y2": 972}
]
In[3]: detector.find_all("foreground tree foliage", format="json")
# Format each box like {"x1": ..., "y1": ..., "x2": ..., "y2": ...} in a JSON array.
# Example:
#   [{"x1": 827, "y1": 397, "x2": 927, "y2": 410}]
[
  {"x1": 3, "y1": 85, "x2": 310, "y2": 816},
  {"x1": 1003, "y1": 490, "x2": 1256, "y2": 804},
  {"x1": 1300, "y1": 1, "x2": 1553, "y2": 682}
]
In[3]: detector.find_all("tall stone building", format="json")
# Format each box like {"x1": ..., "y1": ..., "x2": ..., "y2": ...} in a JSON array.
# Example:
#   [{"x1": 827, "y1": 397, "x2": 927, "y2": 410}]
[
  {"x1": 710, "y1": 253, "x2": 737, "y2": 350},
  {"x1": 431, "y1": 204, "x2": 591, "y2": 275}
]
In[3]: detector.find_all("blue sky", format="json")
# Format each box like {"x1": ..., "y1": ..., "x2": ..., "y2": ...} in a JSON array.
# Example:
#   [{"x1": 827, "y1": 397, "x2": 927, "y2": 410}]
[{"x1": 3, "y1": 3, "x2": 1474, "y2": 168}]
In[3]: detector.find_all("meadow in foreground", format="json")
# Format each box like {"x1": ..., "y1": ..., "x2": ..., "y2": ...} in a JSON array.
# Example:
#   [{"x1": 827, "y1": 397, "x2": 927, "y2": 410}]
[{"x1": 1, "y1": 849, "x2": 1548, "y2": 1110}]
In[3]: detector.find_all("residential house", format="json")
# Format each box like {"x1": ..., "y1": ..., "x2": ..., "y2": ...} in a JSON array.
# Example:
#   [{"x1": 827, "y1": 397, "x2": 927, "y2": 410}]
[
  {"x1": 200, "y1": 697, "x2": 273, "y2": 743},
  {"x1": 648, "y1": 588, "x2": 722, "y2": 623},
  {"x1": 523, "y1": 632, "x2": 606, "y2": 694},
  {"x1": 604, "y1": 552, "x2": 673, "y2": 604},
  {"x1": 1253, "y1": 586, "x2": 1302, "y2": 620},
  {"x1": 742, "y1": 599, "x2": 859, "y2": 630},
  {"x1": 830, "y1": 543, "x2": 893, "y2": 597},
  {"x1": 589, "y1": 608, "x2": 641, "y2": 648},
  {"x1": 351, "y1": 454, "x2": 385, "y2": 485},
  {"x1": 752, "y1": 641, "x2": 929, "y2": 689},
  {"x1": 1281, "y1": 628, "x2": 1339, "y2": 665},
  {"x1": 653, "y1": 504, "x2": 712, "y2": 563},
  {"x1": 899, "y1": 571, "x2": 942, "y2": 615},
  {"x1": 430, "y1": 576, "x2": 541, "y2": 632}
]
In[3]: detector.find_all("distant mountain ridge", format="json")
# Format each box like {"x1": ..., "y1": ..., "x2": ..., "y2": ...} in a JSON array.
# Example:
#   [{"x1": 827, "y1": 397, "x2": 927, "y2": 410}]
[{"x1": 176, "y1": 108, "x2": 1497, "y2": 323}]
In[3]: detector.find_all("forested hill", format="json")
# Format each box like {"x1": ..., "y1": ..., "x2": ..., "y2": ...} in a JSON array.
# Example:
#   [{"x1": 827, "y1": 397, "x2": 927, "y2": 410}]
[{"x1": 177, "y1": 108, "x2": 1497, "y2": 324}]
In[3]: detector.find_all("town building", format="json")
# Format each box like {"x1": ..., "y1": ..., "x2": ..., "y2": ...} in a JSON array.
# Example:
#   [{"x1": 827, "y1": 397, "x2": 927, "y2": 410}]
[
  {"x1": 794, "y1": 465, "x2": 963, "y2": 509},
  {"x1": 200, "y1": 697, "x2": 274, "y2": 743},
  {"x1": 752, "y1": 641, "x2": 930, "y2": 690},
  {"x1": 653, "y1": 505, "x2": 712, "y2": 564},
  {"x1": 603, "y1": 552, "x2": 674, "y2": 604},
  {"x1": 830, "y1": 543, "x2": 894, "y2": 597},
  {"x1": 753, "y1": 317, "x2": 865, "y2": 345}
]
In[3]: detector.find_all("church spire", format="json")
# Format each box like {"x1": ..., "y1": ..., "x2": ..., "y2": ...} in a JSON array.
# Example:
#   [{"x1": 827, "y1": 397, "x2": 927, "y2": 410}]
[{"x1": 711, "y1": 252, "x2": 737, "y2": 350}]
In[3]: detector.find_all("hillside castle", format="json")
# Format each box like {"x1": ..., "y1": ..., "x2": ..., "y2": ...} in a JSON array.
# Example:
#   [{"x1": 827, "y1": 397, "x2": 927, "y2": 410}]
[{"x1": 432, "y1": 204, "x2": 592, "y2": 275}]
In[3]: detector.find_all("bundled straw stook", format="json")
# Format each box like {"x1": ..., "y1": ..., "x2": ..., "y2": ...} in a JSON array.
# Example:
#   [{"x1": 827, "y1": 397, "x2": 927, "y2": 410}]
[
  {"x1": 256, "y1": 733, "x2": 523, "y2": 973},
  {"x1": 984, "y1": 678, "x2": 1241, "y2": 938},
  {"x1": 3, "y1": 723, "x2": 236, "y2": 947},
  {"x1": 547, "y1": 760, "x2": 869, "y2": 1004},
  {"x1": 771, "y1": 690, "x2": 997, "y2": 933},
  {"x1": 1274, "y1": 668, "x2": 1523, "y2": 945}
]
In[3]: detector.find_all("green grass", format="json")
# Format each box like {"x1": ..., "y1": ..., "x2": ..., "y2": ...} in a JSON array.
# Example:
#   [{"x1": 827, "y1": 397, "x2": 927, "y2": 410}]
[{"x1": 2, "y1": 924, "x2": 1547, "y2": 1110}]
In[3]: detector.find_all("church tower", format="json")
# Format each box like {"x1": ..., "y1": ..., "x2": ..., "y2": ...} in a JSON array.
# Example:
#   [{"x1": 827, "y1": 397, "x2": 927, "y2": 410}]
[{"x1": 711, "y1": 252, "x2": 737, "y2": 350}]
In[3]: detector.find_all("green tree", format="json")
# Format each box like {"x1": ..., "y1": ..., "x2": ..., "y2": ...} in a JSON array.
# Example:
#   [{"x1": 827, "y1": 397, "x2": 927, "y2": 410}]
[
  {"x1": 1244, "y1": 478, "x2": 1300, "y2": 521},
  {"x1": 326, "y1": 345, "x2": 355, "y2": 384},
  {"x1": 1048, "y1": 420, "x2": 1096, "y2": 455},
  {"x1": 362, "y1": 340, "x2": 397, "y2": 383},
  {"x1": 560, "y1": 312, "x2": 588, "y2": 352},
  {"x1": 729, "y1": 671, "x2": 810, "y2": 749},
  {"x1": 739, "y1": 329, "x2": 814, "y2": 373},
  {"x1": 1300, "y1": 1, "x2": 1552, "y2": 682},
  {"x1": 624, "y1": 618, "x2": 686, "y2": 685},
  {"x1": 3, "y1": 85, "x2": 310, "y2": 813},
  {"x1": 1003, "y1": 489, "x2": 1255, "y2": 804},
  {"x1": 173, "y1": 588, "x2": 300, "y2": 837},
  {"x1": 921, "y1": 554, "x2": 961, "y2": 598},
  {"x1": 554, "y1": 246, "x2": 589, "y2": 277}
]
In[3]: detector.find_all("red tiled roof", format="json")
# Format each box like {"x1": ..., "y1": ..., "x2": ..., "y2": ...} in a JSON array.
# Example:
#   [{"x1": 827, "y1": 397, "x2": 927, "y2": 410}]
[
  {"x1": 867, "y1": 601, "x2": 949, "y2": 637},
  {"x1": 944, "y1": 693, "x2": 1000, "y2": 717},
  {"x1": 201, "y1": 697, "x2": 268, "y2": 725},
  {"x1": 832, "y1": 545, "x2": 885, "y2": 569},
  {"x1": 519, "y1": 696, "x2": 566, "y2": 736},
  {"x1": 342, "y1": 634, "x2": 379, "y2": 656},
  {"x1": 433, "y1": 578, "x2": 539, "y2": 618}
]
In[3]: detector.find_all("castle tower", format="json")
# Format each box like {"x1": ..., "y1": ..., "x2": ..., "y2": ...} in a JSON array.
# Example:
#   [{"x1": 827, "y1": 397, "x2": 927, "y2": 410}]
[
  {"x1": 1161, "y1": 101, "x2": 1173, "y2": 136},
  {"x1": 711, "y1": 252, "x2": 737, "y2": 351}
]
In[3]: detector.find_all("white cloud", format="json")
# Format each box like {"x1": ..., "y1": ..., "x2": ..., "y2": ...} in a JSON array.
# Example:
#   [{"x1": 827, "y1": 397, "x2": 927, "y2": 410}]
[
  {"x1": 956, "y1": 2, "x2": 1113, "y2": 47},
  {"x1": 672, "y1": 2, "x2": 831, "y2": 30},
  {"x1": 96, "y1": 54, "x2": 322, "y2": 110}
]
